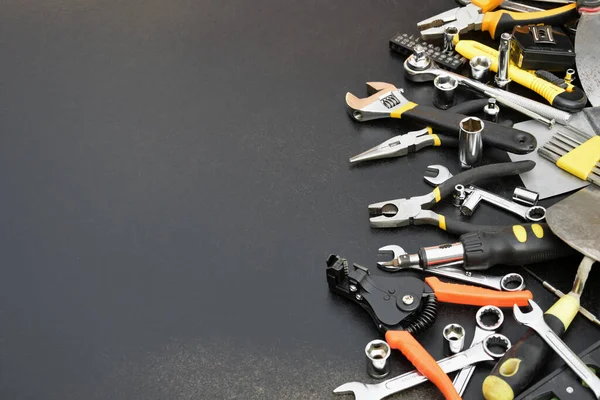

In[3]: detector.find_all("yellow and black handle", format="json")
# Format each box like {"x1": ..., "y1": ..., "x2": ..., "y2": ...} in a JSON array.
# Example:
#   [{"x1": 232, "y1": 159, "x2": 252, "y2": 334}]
[
  {"x1": 481, "y1": 4, "x2": 578, "y2": 39},
  {"x1": 459, "y1": 224, "x2": 575, "y2": 271},
  {"x1": 454, "y1": 38, "x2": 587, "y2": 112},
  {"x1": 394, "y1": 103, "x2": 537, "y2": 154},
  {"x1": 482, "y1": 294, "x2": 581, "y2": 400}
]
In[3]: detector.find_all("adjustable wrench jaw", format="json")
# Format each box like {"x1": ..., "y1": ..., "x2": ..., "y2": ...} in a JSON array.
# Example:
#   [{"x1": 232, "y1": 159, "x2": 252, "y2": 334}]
[
  {"x1": 418, "y1": 4, "x2": 483, "y2": 40},
  {"x1": 368, "y1": 193, "x2": 438, "y2": 228},
  {"x1": 346, "y1": 82, "x2": 412, "y2": 122}
]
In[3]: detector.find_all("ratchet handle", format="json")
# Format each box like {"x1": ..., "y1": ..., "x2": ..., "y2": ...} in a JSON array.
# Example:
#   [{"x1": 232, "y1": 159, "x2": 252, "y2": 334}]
[
  {"x1": 460, "y1": 223, "x2": 576, "y2": 271},
  {"x1": 425, "y1": 277, "x2": 532, "y2": 307},
  {"x1": 483, "y1": 295, "x2": 580, "y2": 400},
  {"x1": 436, "y1": 160, "x2": 536, "y2": 201},
  {"x1": 400, "y1": 105, "x2": 537, "y2": 154},
  {"x1": 385, "y1": 331, "x2": 461, "y2": 400},
  {"x1": 482, "y1": 4, "x2": 578, "y2": 39}
]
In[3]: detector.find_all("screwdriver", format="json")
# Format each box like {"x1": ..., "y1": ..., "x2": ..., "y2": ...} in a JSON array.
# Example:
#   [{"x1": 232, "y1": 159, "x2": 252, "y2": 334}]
[
  {"x1": 483, "y1": 256, "x2": 594, "y2": 400},
  {"x1": 523, "y1": 266, "x2": 600, "y2": 327},
  {"x1": 378, "y1": 223, "x2": 575, "y2": 272}
]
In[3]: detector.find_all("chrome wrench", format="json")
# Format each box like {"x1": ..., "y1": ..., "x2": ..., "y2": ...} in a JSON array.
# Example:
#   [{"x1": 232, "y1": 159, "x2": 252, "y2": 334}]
[
  {"x1": 453, "y1": 305, "x2": 504, "y2": 395},
  {"x1": 462, "y1": 185, "x2": 546, "y2": 222},
  {"x1": 513, "y1": 299, "x2": 600, "y2": 399},
  {"x1": 333, "y1": 333, "x2": 511, "y2": 400}
]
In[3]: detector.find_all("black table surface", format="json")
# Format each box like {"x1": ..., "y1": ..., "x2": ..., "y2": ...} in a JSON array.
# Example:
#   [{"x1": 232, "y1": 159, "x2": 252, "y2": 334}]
[{"x1": 1, "y1": 1, "x2": 598, "y2": 399}]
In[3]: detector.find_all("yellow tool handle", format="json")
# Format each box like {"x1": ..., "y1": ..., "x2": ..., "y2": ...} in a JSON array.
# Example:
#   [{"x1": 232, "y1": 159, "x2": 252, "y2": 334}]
[
  {"x1": 482, "y1": 294, "x2": 580, "y2": 400},
  {"x1": 454, "y1": 39, "x2": 587, "y2": 112},
  {"x1": 481, "y1": 3, "x2": 577, "y2": 39},
  {"x1": 473, "y1": 0, "x2": 506, "y2": 12},
  {"x1": 557, "y1": 136, "x2": 600, "y2": 180}
]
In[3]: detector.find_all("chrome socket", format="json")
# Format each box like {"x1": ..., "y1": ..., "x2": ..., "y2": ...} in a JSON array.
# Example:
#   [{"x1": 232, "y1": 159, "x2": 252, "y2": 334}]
[
  {"x1": 443, "y1": 323, "x2": 466, "y2": 355},
  {"x1": 495, "y1": 33, "x2": 512, "y2": 89},
  {"x1": 458, "y1": 117, "x2": 484, "y2": 168},
  {"x1": 454, "y1": 184, "x2": 466, "y2": 206},
  {"x1": 433, "y1": 74, "x2": 458, "y2": 110},
  {"x1": 483, "y1": 98, "x2": 500, "y2": 124},
  {"x1": 443, "y1": 26, "x2": 459, "y2": 52},
  {"x1": 512, "y1": 187, "x2": 539, "y2": 206},
  {"x1": 365, "y1": 339, "x2": 391, "y2": 379},
  {"x1": 470, "y1": 56, "x2": 492, "y2": 83}
]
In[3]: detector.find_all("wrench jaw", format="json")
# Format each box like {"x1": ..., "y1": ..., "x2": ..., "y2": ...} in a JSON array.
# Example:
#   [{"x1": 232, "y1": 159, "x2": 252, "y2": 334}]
[
  {"x1": 424, "y1": 165, "x2": 453, "y2": 186},
  {"x1": 512, "y1": 299, "x2": 543, "y2": 327},
  {"x1": 332, "y1": 382, "x2": 372, "y2": 398},
  {"x1": 345, "y1": 83, "x2": 412, "y2": 122}
]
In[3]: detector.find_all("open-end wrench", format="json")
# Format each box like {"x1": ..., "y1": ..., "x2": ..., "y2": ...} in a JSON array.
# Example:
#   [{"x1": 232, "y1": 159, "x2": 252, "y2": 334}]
[
  {"x1": 513, "y1": 299, "x2": 600, "y2": 399},
  {"x1": 333, "y1": 333, "x2": 511, "y2": 400},
  {"x1": 453, "y1": 306, "x2": 504, "y2": 395}
]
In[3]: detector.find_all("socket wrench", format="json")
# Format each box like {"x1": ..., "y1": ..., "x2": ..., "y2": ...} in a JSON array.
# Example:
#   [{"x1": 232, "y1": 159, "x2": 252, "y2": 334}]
[
  {"x1": 514, "y1": 300, "x2": 600, "y2": 399},
  {"x1": 333, "y1": 334, "x2": 511, "y2": 400},
  {"x1": 453, "y1": 306, "x2": 504, "y2": 396},
  {"x1": 461, "y1": 185, "x2": 546, "y2": 222}
]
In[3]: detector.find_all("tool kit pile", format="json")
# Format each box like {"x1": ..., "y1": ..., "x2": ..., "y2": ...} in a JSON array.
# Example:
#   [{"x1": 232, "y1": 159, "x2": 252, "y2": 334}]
[{"x1": 326, "y1": 0, "x2": 600, "y2": 398}]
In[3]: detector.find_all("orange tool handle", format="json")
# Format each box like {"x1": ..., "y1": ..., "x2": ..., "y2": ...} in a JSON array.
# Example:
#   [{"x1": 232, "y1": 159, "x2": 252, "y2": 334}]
[
  {"x1": 385, "y1": 330, "x2": 461, "y2": 400},
  {"x1": 425, "y1": 277, "x2": 532, "y2": 308}
]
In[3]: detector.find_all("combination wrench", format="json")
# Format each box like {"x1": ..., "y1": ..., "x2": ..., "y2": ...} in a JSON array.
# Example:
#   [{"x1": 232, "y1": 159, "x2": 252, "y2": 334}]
[
  {"x1": 453, "y1": 305, "x2": 504, "y2": 395},
  {"x1": 514, "y1": 299, "x2": 600, "y2": 399},
  {"x1": 333, "y1": 333, "x2": 511, "y2": 400}
]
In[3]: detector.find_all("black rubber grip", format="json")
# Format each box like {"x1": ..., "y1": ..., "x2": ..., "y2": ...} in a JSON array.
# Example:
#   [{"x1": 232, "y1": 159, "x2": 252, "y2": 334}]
[
  {"x1": 485, "y1": 314, "x2": 566, "y2": 398},
  {"x1": 438, "y1": 135, "x2": 459, "y2": 148},
  {"x1": 552, "y1": 86, "x2": 588, "y2": 112},
  {"x1": 492, "y1": 7, "x2": 579, "y2": 39},
  {"x1": 401, "y1": 105, "x2": 536, "y2": 154},
  {"x1": 442, "y1": 219, "x2": 503, "y2": 236},
  {"x1": 447, "y1": 98, "x2": 488, "y2": 114},
  {"x1": 437, "y1": 160, "x2": 536, "y2": 201},
  {"x1": 460, "y1": 223, "x2": 576, "y2": 271}
]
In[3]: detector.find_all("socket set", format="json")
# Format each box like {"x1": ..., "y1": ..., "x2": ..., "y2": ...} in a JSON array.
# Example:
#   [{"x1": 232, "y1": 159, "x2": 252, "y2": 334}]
[{"x1": 389, "y1": 33, "x2": 467, "y2": 71}]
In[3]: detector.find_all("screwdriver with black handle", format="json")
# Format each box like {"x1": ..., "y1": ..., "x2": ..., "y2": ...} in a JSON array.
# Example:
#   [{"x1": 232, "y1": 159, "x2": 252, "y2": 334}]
[
  {"x1": 482, "y1": 256, "x2": 594, "y2": 400},
  {"x1": 379, "y1": 223, "x2": 575, "y2": 272}
]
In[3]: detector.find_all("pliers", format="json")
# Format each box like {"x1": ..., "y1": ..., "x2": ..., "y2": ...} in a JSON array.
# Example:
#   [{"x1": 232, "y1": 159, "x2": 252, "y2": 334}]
[
  {"x1": 418, "y1": 2, "x2": 577, "y2": 40},
  {"x1": 368, "y1": 160, "x2": 536, "y2": 234},
  {"x1": 346, "y1": 82, "x2": 536, "y2": 154},
  {"x1": 349, "y1": 127, "x2": 459, "y2": 163},
  {"x1": 349, "y1": 98, "x2": 495, "y2": 164},
  {"x1": 326, "y1": 255, "x2": 532, "y2": 400}
]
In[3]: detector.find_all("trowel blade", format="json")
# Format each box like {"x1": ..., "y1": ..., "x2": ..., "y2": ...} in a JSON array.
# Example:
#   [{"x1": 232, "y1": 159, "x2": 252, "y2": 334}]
[
  {"x1": 546, "y1": 185, "x2": 600, "y2": 261},
  {"x1": 576, "y1": 13, "x2": 600, "y2": 107}
]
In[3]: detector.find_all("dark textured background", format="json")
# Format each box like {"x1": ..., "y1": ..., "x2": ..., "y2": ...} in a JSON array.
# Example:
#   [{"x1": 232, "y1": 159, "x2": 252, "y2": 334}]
[{"x1": 0, "y1": 1, "x2": 598, "y2": 399}]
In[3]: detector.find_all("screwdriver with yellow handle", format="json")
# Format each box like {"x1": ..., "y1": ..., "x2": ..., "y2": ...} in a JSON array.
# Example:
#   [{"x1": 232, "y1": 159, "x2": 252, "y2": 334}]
[
  {"x1": 482, "y1": 256, "x2": 594, "y2": 400},
  {"x1": 452, "y1": 37, "x2": 588, "y2": 112},
  {"x1": 378, "y1": 223, "x2": 575, "y2": 272}
]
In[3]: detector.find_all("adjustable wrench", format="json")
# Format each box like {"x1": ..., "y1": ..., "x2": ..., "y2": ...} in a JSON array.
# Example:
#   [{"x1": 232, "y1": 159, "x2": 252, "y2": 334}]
[
  {"x1": 453, "y1": 306, "x2": 504, "y2": 395},
  {"x1": 513, "y1": 299, "x2": 600, "y2": 399},
  {"x1": 333, "y1": 333, "x2": 511, "y2": 400}
]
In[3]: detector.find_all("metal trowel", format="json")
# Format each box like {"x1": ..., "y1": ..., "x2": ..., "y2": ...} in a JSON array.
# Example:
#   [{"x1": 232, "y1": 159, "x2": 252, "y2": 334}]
[
  {"x1": 546, "y1": 185, "x2": 600, "y2": 300},
  {"x1": 576, "y1": 0, "x2": 600, "y2": 106}
]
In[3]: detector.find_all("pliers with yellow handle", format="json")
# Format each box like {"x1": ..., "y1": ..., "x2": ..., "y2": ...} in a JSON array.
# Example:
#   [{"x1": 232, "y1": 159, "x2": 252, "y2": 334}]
[
  {"x1": 418, "y1": 1, "x2": 578, "y2": 40},
  {"x1": 452, "y1": 39, "x2": 588, "y2": 112}
]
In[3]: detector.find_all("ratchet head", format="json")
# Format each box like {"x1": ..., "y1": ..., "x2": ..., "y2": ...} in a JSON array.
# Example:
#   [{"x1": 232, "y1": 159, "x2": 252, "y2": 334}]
[
  {"x1": 368, "y1": 193, "x2": 438, "y2": 228},
  {"x1": 424, "y1": 165, "x2": 454, "y2": 186},
  {"x1": 345, "y1": 82, "x2": 411, "y2": 122},
  {"x1": 513, "y1": 299, "x2": 544, "y2": 327}
]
